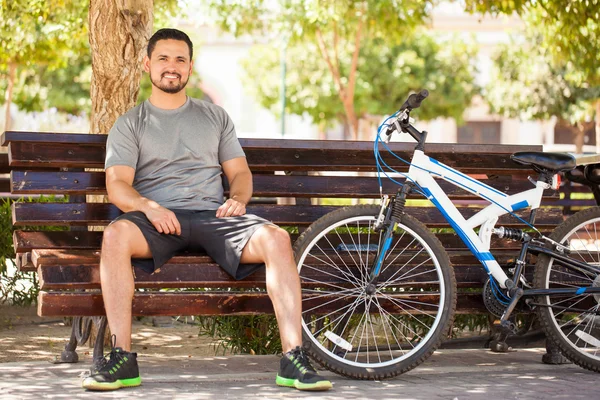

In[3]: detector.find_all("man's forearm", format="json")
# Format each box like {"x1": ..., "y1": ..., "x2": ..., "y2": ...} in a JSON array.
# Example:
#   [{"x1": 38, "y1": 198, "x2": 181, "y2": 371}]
[
  {"x1": 107, "y1": 180, "x2": 158, "y2": 214},
  {"x1": 228, "y1": 170, "x2": 253, "y2": 205}
]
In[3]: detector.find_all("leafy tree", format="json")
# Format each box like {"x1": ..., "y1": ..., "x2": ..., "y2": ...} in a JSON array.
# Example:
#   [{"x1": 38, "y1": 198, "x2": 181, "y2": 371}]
[
  {"x1": 241, "y1": 31, "x2": 478, "y2": 134},
  {"x1": 206, "y1": 0, "x2": 435, "y2": 139},
  {"x1": 485, "y1": 36, "x2": 600, "y2": 153},
  {"x1": 0, "y1": 0, "x2": 187, "y2": 124},
  {"x1": 464, "y1": 0, "x2": 600, "y2": 150},
  {"x1": 0, "y1": 0, "x2": 88, "y2": 129}
]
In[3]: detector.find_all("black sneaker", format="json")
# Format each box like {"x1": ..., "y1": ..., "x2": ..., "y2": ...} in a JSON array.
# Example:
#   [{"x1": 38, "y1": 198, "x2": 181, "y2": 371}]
[
  {"x1": 276, "y1": 346, "x2": 332, "y2": 391},
  {"x1": 81, "y1": 335, "x2": 141, "y2": 391}
]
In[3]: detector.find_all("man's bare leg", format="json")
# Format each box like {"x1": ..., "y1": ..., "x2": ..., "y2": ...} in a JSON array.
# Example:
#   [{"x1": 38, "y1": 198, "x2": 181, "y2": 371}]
[
  {"x1": 100, "y1": 220, "x2": 152, "y2": 351},
  {"x1": 241, "y1": 225, "x2": 332, "y2": 391},
  {"x1": 240, "y1": 225, "x2": 302, "y2": 352}
]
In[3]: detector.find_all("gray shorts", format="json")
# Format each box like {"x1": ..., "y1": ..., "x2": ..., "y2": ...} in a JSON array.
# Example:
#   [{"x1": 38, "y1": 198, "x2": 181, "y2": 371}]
[{"x1": 111, "y1": 209, "x2": 274, "y2": 280}]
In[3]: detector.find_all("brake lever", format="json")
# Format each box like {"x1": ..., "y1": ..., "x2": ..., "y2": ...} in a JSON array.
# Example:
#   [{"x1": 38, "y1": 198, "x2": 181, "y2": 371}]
[{"x1": 383, "y1": 110, "x2": 409, "y2": 143}]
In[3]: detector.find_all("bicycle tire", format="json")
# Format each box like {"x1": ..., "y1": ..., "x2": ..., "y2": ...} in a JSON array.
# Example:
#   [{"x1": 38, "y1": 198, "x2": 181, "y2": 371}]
[
  {"x1": 294, "y1": 205, "x2": 456, "y2": 379},
  {"x1": 534, "y1": 206, "x2": 600, "y2": 372}
]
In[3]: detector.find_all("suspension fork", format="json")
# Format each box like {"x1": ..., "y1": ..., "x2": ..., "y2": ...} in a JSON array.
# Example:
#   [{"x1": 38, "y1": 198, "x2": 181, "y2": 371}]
[{"x1": 368, "y1": 184, "x2": 413, "y2": 285}]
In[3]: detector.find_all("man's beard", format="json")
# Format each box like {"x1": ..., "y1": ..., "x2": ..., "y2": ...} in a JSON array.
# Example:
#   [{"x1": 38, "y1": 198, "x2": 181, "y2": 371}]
[{"x1": 150, "y1": 71, "x2": 190, "y2": 94}]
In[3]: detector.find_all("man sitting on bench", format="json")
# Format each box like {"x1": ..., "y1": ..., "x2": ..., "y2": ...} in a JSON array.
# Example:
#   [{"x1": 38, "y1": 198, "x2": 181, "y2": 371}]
[{"x1": 82, "y1": 28, "x2": 332, "y2": 392}]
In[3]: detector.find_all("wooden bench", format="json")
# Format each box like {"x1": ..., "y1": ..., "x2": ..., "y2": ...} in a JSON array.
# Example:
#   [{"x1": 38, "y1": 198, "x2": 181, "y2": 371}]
[{"x1": 1, "y1": 131, "x2": 571, "y2": 362}]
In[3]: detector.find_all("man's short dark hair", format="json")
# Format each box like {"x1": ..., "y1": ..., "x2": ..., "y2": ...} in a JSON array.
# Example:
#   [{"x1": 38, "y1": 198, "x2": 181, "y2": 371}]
[{"x1": 147, "y1": 28, "x2": 193, "y2": 60}]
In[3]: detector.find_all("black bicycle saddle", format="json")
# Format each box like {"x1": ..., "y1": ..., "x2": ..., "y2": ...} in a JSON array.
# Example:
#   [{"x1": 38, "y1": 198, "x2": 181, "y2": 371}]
[{"x1": 511, "y1": 152, "x2": 576, "y2": 173}]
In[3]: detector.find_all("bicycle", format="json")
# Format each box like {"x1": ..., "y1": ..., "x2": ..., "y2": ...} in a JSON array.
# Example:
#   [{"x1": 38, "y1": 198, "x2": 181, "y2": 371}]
[{"x1": 293, "y1": 90, "x2": 600, "y2": 379}]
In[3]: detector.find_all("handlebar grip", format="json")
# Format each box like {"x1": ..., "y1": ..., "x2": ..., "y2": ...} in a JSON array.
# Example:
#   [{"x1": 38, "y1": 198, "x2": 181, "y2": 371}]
[{"x1": 407, "y1": 89, "x2": 429, "y2": 109}]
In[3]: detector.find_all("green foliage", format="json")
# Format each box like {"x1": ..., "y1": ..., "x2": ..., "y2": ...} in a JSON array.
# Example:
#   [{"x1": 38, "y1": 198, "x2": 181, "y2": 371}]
[
  {"x1": 0, "y1": 0, "x2": 88, "y2": 68},
  {"x1": 465, "y1": 0, "x2": 600, "y2": 86},
  {"x1": 0, "y1": 0, "x2": 188, "y2": 116},
  {"x1": 486, "y1": 35, "x2": 600, "y2": 124},
  {"x1": 206, "y1": 0, "x2": 433, "y2": 46},
  {"x1": 241, "y1": 31, "x2": 479, "y2": 127},
  {"x1": 198, "y1": 314, "x2": 282, "y2": 355},
  {"x1": 0, "y1": 196, "x2": 68, "y2": 305},
  {"x1": 206, "y1": 0, "x2": 437, "y2": 136}
]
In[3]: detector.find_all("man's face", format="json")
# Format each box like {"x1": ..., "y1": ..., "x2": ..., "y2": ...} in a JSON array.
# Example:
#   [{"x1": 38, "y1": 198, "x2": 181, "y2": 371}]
[{"x1": 144, "y1": 39, "x2": 193, "y2": 94}]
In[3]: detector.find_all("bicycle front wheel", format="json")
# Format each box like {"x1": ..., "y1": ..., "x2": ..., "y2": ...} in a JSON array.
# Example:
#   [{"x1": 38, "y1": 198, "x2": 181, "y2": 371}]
[
  {"x1": 294, "y1": 205, "x2": 456, "y2": 379},
  {"x1": 534, "y1": 206, "x2": 600, "y2": 372}
]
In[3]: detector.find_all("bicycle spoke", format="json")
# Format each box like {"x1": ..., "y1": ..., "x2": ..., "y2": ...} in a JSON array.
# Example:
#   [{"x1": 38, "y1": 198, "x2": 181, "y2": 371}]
[
  {"x1": 301, "y1": 263, "x2": 362, "y2": 290},
  {"x1": 372, "y1": 295, "x2": 397, "y2": 360},
  {"x1": 374, "y1": 300, "x2": 420, "y2": 346},
  {"x1": 378, "y1": 292, "x2": 437, "y2": 333},
  {"x1": 373, "y1": 296, "x2": 411, "y2": 355},
  {"x1": 379, "y1": 256, "x2": 432, "y2": 292},
  {"x1": 302, "y1": 288, "x2": 363, "y2": 314},
  {"x1": 313, "y1": 241, "x2": 361, "y2": 286},
  {"x1": 310, "y1": 295, "x2": 365, "y2": 339},
  {"x1": 381, "y1": 267, "x2": 440, "y2": 288}
]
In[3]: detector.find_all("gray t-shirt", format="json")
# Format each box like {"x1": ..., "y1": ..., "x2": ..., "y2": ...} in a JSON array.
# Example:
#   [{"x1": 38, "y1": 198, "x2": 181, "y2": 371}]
[{"x1": 105, "y1": 97, "x2": 246, "y2": 211}]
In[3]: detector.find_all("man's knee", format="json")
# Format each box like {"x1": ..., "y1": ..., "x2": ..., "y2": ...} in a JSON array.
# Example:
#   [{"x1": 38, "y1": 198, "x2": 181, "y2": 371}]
[
  {"x1": 102, "y1": 220, "x2": 143, "y2": 255},
  {"x1": 258, "y1": 225, "x2": 291, "y2": 249}
]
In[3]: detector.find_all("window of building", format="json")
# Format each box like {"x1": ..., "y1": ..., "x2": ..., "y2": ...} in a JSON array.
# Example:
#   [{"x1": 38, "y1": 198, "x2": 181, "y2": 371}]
[
  {"x1": 457, "y1": 121, "x2": 501, "y2": 144},
  {"x1": 554, "y1": 120, "x2": 596, "y2": 146}
]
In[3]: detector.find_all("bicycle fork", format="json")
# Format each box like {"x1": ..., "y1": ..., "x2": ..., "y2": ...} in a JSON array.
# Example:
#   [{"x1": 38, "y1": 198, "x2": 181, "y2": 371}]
[{"x1": 368, "y1": 184, "x2": 413, "y2": 286}]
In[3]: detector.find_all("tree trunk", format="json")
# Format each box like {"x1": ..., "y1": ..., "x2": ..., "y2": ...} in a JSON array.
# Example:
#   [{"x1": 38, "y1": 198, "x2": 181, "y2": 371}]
[
  {"x1": 3, "y1": 62, "x2": 17, "y2": 132},
  {"x1": 572, "y1": 122, "x2": 585, "y2": 154},
  {"x1": 89, "y1": 0, "x2": 153, "y2": 135},
  {"x1": 596, "y1": 99, "x2": 600, "y2": 153},
  {"x1": 342, "y1": 98, "x2": 359, "y2": 140},
  {"x1": 87, "y1": 0, "x2": 153, "y2": 347}
]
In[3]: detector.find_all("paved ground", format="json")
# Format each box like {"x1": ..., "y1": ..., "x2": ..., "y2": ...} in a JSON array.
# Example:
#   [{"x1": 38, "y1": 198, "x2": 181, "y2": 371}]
[{"x1": 0, "y1": 348, "x2": 596, "y2": 399}]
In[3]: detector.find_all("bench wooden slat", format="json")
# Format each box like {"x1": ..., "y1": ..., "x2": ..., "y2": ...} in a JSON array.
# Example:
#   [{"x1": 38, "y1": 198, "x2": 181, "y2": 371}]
[
  {"x1": 37, "y1": 291, "x2": 488, "y2": 316},
  {"x1": 12, "y1": 202, "x2": 564, "y2": 227},
  {"x1": 8, "y1": 142, "x2": 106, "y2": 169},
  {"x1": 0, "y1": 177, "x2": 9, "y2": 193},
  {"x1": 10, "y1": 170, "x2": 549, "y2": 198},
  {"x1": 31, "y1": 248, "x2": 518, "y2": 266},
  {"x1": 0, "y1": 153, "x2": 9, "y2": 174},
  {"x1": 5, "y1": 135, "x2": 541, "y2": 174},
  {"x1": 36, "y1": 253, "x2": 527, "y2": 291},
  {"x1": 15, "y1": 230, "x2": 536, "y2": 253},
  {"x1": 12, "y1": 203, "x2": 343, "y2": 226}
]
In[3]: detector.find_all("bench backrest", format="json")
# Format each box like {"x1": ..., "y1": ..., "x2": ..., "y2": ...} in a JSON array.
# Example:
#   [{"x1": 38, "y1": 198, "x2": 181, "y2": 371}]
[{"x1": 1, "y1": 131, "x2": 567, "y2": 316}]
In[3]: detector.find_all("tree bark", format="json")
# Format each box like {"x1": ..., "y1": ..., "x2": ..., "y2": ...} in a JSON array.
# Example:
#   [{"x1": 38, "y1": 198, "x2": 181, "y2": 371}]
[
  {"x1": 3, "y1": 62, "x2": 17, "y2": 132},
  {"x1": 89, "y1": 0, "x2": 153, "y2": 135},
  {"x1": 315, "y1": 11, "x2": 364, "y2": 141},
  {"x1": 571, "y1": 122, "x2": 585, "y2": 154},
  {"x1": 87, "y1": 1, "x2": 153, "y2": 347}
]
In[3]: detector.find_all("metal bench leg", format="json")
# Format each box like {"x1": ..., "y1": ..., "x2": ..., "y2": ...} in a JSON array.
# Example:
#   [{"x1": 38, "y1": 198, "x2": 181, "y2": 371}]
[
  {"x1": 91, "y1": 317, "x2": 108, "y2": 373},
  {"x1": 52, "y1": 316, "x2": 91, "y2": 364},
  {"x1": 54, "y1": 322, "x2": 80, "y2": 363},
  {"x1": 542, "y1": 338, "x2": 570, "y2": 364}
]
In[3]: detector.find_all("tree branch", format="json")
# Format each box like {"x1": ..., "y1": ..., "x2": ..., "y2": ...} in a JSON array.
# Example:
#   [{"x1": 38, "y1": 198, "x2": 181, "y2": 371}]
[
  {"x1": 316, "y1": 27, "x2": 345, "y2": 99},
  {"x1": 346, "y1": 8, "x2": 365, "y2": 102},
  {"x1": 333, "y1": 21, "x2": 340, "y2": 83}
]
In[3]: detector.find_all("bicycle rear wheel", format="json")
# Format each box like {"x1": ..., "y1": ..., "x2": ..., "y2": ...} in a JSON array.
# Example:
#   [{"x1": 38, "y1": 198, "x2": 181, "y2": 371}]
[
  {"x1": 294, "y1": 205, "x2": 456, "y2": 379},
  {"x1": 534, "y1": 206, "x2": 600, "y2": 372}
]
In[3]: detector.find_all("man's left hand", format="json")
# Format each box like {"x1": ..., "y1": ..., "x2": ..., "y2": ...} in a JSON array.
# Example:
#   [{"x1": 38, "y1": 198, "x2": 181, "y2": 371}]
[{"x1": 216, "y1": 198, "x2": 246, "y2": 218}]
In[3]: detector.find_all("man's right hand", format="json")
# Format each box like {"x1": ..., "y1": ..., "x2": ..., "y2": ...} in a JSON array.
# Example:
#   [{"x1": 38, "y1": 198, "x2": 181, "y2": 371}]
[{"x1": 143, "y1": 202, "x2": 181, "y2": 235}]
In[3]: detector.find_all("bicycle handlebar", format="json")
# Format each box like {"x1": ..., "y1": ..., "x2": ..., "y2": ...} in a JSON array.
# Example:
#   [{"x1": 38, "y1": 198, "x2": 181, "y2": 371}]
[
  {"x1": 384, "y1": 90, "x2": 429, "y2": 141},
  {"x1": 403, "y1": 89, "x2": 429, "y2": 111}
]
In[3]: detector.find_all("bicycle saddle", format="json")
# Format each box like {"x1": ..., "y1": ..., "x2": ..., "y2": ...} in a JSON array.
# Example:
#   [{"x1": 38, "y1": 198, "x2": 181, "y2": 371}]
[{"x1": 510, "y1": 152, "x2": 576, "y2": 173}]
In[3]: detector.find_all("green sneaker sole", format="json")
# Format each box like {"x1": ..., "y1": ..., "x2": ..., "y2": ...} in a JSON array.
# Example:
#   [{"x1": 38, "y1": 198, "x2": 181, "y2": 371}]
[
  {"x1": 82, "y1": 376, "x2": 142, "y2": 391},
  {"x1": 276, "y1": 375, "x2": 332, "y2": 391}
]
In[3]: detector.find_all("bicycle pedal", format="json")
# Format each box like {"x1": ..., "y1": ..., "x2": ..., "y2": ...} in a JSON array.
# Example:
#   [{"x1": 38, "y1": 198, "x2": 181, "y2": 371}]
[{"x1": 493, "y1": 320, "x2": 517, "y2": 335}]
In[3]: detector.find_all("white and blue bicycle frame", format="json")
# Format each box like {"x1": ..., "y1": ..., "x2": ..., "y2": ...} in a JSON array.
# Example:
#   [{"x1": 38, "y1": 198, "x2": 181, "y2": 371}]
[{"x1": 404, "y1": 149, "x2": 548, "y2": 289}]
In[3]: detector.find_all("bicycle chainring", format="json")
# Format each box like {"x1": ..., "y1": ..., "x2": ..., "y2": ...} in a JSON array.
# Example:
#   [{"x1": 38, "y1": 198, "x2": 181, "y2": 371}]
[{"x1": 483, "y1": 279, "x2": 508, "y2": 318}]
